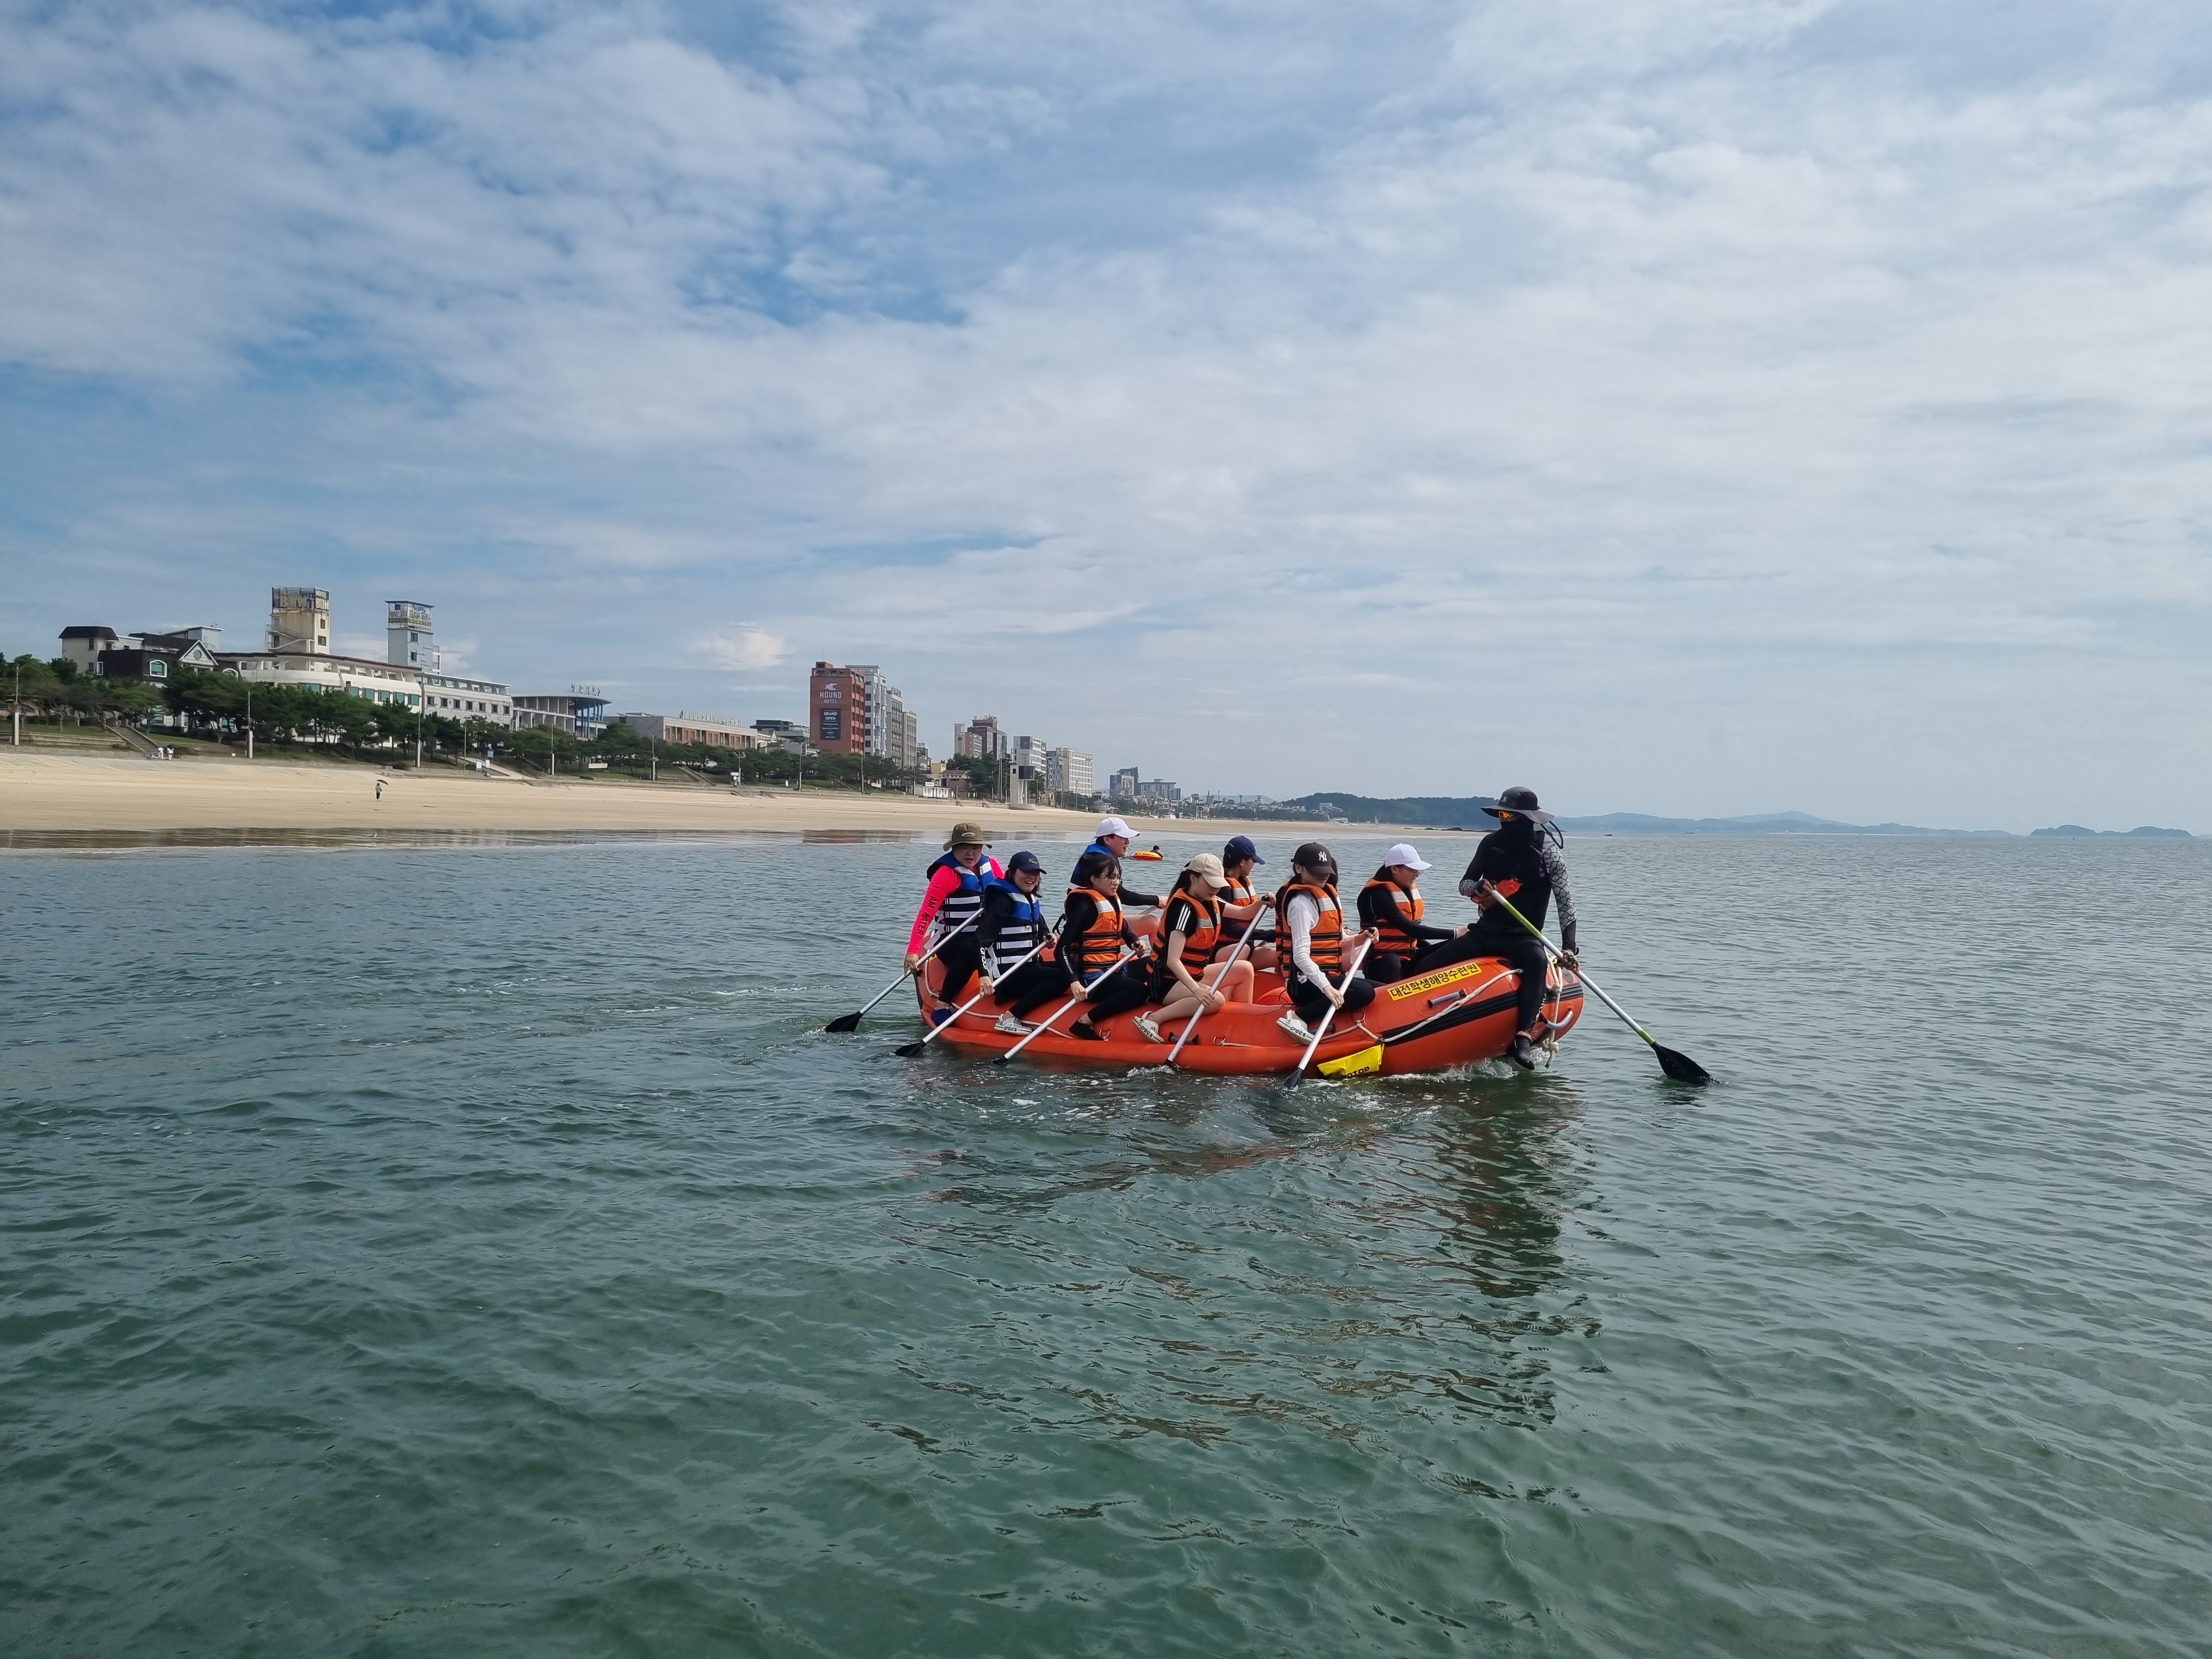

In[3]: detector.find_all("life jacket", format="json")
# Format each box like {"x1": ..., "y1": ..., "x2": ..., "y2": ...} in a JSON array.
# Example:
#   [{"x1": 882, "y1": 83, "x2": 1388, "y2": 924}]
[
  {"x1": 1275, "y1": 879, "x2": 1343, "y2": 989},
  {"x1": 1220, "y1": 872, "x2": 1259, "y2": 942},
  {"x1": 1063, "y1": 885, "x2": 1128, "y2": 980},
  {"x1": 925, "y1": 851, "x2": 998, "y2": 940},
  {"x1": 1163, "y1": 887, "x2": 1222, "y2": 975},
  {"x1": 1361, "y1": 873, "x2": 1425, "y2": 956},
  {"x1": 980, "y1": 876, "x2": 1052, "y2": 969},
  {"x1": 1469, "y1": 828, "x2": 1552, "y2": 936}
]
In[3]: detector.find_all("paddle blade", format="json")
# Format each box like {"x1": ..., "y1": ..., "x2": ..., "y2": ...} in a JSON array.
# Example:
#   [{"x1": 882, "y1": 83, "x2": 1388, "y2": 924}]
[
  {"x1": 892, "y1": 1040, "x2": 928, "y2": 1058},
  {"x1": 1316, "y1": 1045, "x2": 1383, "y2": 1079},
  {"x1": 1655, "y1": 1043, "x2": 1712, "y2": 1085},
  {"x1": 823, "y1": 1012, "x2": 864, "y2": 1034}
]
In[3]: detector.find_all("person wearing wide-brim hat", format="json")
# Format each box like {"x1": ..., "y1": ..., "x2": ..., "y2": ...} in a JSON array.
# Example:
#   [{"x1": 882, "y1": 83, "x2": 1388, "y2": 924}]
[
  {"x1": 1408, "y1": 786, "x2": 1579, "y2": 1069},
  {"x1": 904, "y1": 821, "x2": 1005, "y2": 1019}
]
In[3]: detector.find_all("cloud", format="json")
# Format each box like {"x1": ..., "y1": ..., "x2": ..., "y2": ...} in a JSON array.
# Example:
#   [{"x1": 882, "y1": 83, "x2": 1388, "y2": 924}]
[
  {"x1": 699, "y1": 627, "x2": 789, "y2": 672},
  {"x1": 2, "y1": 1, "x2": 2210, "y2": 826}
]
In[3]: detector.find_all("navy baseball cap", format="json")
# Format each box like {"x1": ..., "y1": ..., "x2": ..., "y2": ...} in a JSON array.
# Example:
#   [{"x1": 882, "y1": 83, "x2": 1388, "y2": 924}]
[
  {"x1": 1222, "y1": 834, "x2": 1264, "y2": 865},
  {"x1": 1006, "y1": 850, "x2": 1046, "y2": 874}
]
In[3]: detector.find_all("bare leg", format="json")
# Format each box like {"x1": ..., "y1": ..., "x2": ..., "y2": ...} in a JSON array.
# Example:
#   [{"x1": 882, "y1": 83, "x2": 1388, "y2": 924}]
[{"x1": 1159, "y1": 960, "x2": 1255, "y2": 1027}]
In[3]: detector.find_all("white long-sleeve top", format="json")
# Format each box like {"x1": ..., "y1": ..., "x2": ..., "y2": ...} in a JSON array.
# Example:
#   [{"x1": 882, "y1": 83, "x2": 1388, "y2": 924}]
[{"x1": 1285, "y1": 891, "x2": 1325, "y2": 986}]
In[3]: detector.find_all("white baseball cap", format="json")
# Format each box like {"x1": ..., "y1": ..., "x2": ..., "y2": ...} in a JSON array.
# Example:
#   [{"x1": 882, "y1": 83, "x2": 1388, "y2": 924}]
[
  {"x1": 1094, "y1": 816, "x2": 1135, "y2": 839},
  {"x1": 1383, "y1": 842, "x2": 1431, "y2": 871}
]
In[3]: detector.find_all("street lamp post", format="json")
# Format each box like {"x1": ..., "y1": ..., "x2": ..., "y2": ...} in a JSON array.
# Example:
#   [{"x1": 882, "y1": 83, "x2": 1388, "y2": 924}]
[
  {"x1": 244, "y1": 683, "x2": 254, "y2": 760},
  {"x1": 11, "y1": 658, "x2": 20, "y2": 747}
]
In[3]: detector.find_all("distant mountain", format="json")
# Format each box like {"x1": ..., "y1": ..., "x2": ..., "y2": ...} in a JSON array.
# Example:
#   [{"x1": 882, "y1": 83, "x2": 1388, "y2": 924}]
[
  {"x1": 1283, "y1": 793, "x2": 1500, "y2": 827},
  {"x1": 2030, "y1": 824, "x2": 2193, "y2": 839},
  {"x1": 1558, "y1": 811, "x2": 2015, "y2": 837},
  {"x1": 1280, "y1": 795, "x2": 2027, "y2": 837}
]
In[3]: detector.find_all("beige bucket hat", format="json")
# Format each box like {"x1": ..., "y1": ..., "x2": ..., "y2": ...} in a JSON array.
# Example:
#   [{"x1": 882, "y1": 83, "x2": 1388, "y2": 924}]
[{"x1": 944, "y1": 821, "x2": 991, "y2": 849}]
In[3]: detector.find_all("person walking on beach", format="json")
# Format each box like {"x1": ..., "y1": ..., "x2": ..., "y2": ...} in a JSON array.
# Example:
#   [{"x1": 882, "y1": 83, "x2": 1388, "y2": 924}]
[
  {"x1": 1409, "y1": 787, "x2": 1578, "y2": 1070},
  {"x1": 375, "y1": 777, "x2": 384, "y2": 800}
]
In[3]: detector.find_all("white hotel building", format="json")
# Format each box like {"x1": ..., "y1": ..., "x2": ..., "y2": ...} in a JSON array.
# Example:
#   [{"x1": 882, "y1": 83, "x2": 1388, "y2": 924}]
[{"x1": 218, "y1": 591, "x2": 513, "y2": 725}]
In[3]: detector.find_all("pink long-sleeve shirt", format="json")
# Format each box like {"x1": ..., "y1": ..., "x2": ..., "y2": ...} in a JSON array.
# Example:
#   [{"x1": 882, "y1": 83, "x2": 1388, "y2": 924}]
[{"x1": 905, "y1": 856, "x2": 1005, "y2": 953}]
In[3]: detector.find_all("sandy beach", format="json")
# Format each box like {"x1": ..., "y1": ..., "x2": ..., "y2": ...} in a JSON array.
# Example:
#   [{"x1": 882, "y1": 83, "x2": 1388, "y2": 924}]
[{"x1": 0, "y1": 751, "x2": 1311, "y2": 839}]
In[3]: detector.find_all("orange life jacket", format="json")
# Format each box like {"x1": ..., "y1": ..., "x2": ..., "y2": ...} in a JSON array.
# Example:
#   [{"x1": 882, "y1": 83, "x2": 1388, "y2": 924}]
[
  {"x1": 1276, "y1": 879, "x2": 1342, "y2": 988},
  {"x1": 1164, "y1": 887, "x2": 1222, "y2": 975},
  {"x1": 1065, "y1": 886, "x2": 1127, "y2": 980},
  {"x1": 1220, "y1": 873, "x2": 1261, "y2": 943},
  {"x1": 1361, "y1": 875, "x2": 1425, "y2": 956}
]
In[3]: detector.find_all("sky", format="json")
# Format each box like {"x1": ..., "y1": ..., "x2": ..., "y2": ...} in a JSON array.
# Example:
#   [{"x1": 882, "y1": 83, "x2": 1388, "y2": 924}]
[{"x1": 2, "y1": 0, "x2": 2208, "y2": 831}]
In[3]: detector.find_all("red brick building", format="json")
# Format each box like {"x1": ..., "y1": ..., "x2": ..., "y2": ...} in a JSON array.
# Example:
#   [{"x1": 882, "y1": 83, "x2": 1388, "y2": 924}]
[{"x1": 809, "y1": 661, "x2": 870, "y2": 754}]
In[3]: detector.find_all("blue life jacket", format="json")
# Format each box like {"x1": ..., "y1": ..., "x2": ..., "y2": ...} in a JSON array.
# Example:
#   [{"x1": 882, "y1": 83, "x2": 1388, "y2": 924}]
[
  {"x1": 925, "y1": 852, "x2": 999, "y2": 939},
  {"x1": 979, "y1": 874, "x2": 1049, "y2": 967}
]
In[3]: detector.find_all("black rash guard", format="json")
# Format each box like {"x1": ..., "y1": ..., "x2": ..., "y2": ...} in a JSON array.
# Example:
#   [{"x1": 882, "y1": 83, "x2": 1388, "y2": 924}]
[{"x1": 1356, "y1": 876, "x2": 1455, "y2": 950}]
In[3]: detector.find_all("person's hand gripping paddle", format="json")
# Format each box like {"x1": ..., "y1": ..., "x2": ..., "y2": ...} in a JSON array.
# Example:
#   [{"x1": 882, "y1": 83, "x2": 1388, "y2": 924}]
[
  {"x1": 1486, "y1": 888, "x2": 1711, "y2": 1085},
  {"x1": 1285, "y1": 935, "x2": 1375, "y2": 1086},
  {"x1": 823, "y1": 915, "x2": 979, "y2": 1034},
  {"x1": 994, "y1": 946, "x2": 1139, "y2": 1066},
  {"x1": 1163, "y1": 898, "x2": 1275, "y2": 1069},
  {"x1": 891, "y1": 936, "x2": 1050, "y2": 1058}
]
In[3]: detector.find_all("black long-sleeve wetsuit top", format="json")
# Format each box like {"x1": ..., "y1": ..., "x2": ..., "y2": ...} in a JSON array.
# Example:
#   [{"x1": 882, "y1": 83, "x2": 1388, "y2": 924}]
[
  {"x1": 1458, "y1": 826, "x2": 1579, "y2": 952},
  {"x1": 1356, "y1": 873, "x2": 1457, "y2": 950},
  {"x1": 1058, "y1": 889, "x2": 1141, "y2": 978},
  {"x1": 1075, "y1": 845, "x2": 1160, "y2": 909}
]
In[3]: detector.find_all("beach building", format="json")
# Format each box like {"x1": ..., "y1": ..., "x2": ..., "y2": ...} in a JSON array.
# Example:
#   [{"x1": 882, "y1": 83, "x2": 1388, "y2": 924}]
[
  {"x1": 389, "y1": 602, "x2": 513, "y2": 725},
  {"x1": 1048, "y1": 747, "x2": 1093, "y2": 797},
  {"x1": 750, "y1": 718, "x2": 815, "y2": 755},
  {"x1": 811, "y1": 661, "x2": 919, "y2": 766},
  {"x1": 809, "y1": 662, "x2": 869, "y2": 754},
  {"x1": 620, "y1": 712, "x2": 764, "y2": 750},
  {"x1": 1110, "y1": 766, "x2": 1139, "y2": 799},
  {"x1": 267, "y1": 587, "x2": 330, "y2": 654},
  {"x1": 955, "y1": 715, "x2": 1007, "y2": 761},
  {"x1": 419, "y1": 672, "x2": 512, "y2": 724},
  {"x1": 57, "y1": 625, "x2": 222, "y2": 682},
  {"x1": 220, "y1": 647, "x2": 425, "y2": 708},
  {"x1": 216, "y1": 588, "x2": 425, "y2": 709},
  {"x1": 513, "y1": 692, "x2": 610, "y2": 738}
]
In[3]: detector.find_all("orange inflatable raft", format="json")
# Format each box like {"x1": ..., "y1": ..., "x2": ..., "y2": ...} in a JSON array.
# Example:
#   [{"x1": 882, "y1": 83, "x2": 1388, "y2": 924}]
[{"x1": 914, "y1": 953, "x2": 1583, "y2": 1076}]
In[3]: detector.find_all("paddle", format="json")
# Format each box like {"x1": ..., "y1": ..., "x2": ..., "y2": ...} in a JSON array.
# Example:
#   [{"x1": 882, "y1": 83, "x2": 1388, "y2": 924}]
[
  {"x1": 1164, "y1": 897, "x2": 1275, "y2": 1069},
  {"x1": 891, "y1": 935, "x2": 1050, "y2": 1058},
  {"x1": 823, "y1": 915, "x2": 980, "y2": 1033},
  {"x1": 993, "y1": 945, "x2": 1139, "y2": 1066},
  {"x1": 1285, "y1": 935, "x2": 1375, "y2": 1086},
  {"x1": 1485, "y1": 889, "x2": 1712, "y2": 1085}
]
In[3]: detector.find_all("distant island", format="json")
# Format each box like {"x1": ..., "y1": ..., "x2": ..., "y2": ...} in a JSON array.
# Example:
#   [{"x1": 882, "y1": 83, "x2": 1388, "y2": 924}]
[{"x1": 1279, "y1": 795, "x2": 2194, "y2": 839}]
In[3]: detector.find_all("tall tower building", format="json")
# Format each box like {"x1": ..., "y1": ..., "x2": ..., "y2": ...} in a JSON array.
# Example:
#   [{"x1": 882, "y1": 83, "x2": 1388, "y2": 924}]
[
  {"x1": 386, "y1": 601, "x2": 438, "y2": 671},
  {"x1": 267, "y1": 588, "x2": 330, "y2": 655}
]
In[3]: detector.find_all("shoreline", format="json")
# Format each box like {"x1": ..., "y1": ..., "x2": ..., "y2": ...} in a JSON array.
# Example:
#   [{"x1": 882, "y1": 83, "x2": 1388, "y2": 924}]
[{"x1": 0, "y1": 752, "x2": 1430, "y2": 841}]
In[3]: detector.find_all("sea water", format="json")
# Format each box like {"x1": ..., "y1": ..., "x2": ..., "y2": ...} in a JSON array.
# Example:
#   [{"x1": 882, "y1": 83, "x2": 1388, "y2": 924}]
[{"x1": 3, "y1": 832, "x2": 2209, "y2": 1657}]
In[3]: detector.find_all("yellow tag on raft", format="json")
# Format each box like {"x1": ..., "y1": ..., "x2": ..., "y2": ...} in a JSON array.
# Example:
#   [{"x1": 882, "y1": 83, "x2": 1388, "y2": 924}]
[
  {"x1": 1383, "y1": 960, "x2": 1492, "y2": 1002},
  {"x1": 1316, "y1": 1045, "x2": 1384, "y2": 1078}
]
